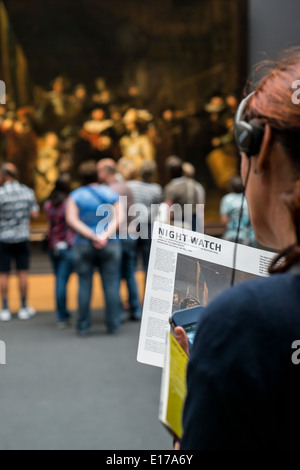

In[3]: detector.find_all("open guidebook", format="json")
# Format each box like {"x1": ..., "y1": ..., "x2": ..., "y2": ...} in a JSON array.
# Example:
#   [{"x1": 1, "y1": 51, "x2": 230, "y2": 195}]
[
  {"x1": 137, "y1": 222, "x2": 275, "y2": 369},
  {"x1": 137, "y1": 222, "x2": 275, "y2": 437}
]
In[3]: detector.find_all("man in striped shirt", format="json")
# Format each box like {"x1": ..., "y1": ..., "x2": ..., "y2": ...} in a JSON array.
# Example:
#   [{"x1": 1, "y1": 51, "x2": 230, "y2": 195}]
[{"x1": 0, "y1": 163, "x2": 40, "y2": 322}]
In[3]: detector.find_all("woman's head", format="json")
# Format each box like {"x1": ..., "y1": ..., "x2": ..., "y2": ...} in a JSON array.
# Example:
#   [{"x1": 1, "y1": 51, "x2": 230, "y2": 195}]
[
  {"x1": 237, "y1": 48, "x2": 300, "y2": 259},
  {"x1": 55, "y1": 173, "x2": 71, "y2": 193},
  {"x1": 49, "y1": 173, "x2": 71, "y2": 206}
]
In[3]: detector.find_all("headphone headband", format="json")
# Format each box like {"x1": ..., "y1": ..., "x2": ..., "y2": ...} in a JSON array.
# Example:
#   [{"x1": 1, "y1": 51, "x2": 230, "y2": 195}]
[{"x1": 234, "y1": 92, "x2": 255, "y2": 124}]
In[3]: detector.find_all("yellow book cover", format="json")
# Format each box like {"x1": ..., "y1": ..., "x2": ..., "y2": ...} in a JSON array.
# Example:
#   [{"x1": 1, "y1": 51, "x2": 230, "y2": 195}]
[{"x1": 159, "y1": 332, "x2": 189, "y2": 439}]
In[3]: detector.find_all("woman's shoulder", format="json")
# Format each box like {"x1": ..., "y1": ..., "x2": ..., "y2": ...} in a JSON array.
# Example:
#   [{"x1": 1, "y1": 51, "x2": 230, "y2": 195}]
[
  {"x1": 201, "y1": 273, "x2": 300, "y2": 328},
  {"x1": 190, "y1": 273, "x2": 300, "y2": 370}
]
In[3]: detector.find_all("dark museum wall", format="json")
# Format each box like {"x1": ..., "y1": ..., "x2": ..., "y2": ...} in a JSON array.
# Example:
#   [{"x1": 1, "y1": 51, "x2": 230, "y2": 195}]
[
  {"x1": 249, "y1": 0, "x2": 300, "y2": 67},
  {"x1": 3, "y1": 0, "x2": 300, "y2": 101},
  {"x1": 3, "y1": 0, "x2": 244, "y2": 112}
]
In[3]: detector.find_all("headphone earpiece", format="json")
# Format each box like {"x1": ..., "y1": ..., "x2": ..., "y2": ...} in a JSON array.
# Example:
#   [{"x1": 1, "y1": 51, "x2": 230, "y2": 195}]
[{"x1": 234, "y1": 93, "x2": 265, "y2": 158}]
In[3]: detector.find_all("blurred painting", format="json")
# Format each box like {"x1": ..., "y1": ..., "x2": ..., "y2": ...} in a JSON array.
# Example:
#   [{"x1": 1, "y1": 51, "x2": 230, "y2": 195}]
[{"x1": 0, "y1": 0, "x2": 247, "y2": 203}]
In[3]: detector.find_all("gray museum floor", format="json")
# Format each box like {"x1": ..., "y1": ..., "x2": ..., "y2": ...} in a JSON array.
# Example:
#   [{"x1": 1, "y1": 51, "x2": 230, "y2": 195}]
[{"x1": 0, "y1": 248, "x2": 171, "y2": 451}]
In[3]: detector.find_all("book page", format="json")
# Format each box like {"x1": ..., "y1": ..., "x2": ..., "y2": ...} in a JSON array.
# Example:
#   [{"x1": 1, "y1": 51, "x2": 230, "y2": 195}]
[{"x1": 137, "y1": 222, "x2": 275, "y2": 368}]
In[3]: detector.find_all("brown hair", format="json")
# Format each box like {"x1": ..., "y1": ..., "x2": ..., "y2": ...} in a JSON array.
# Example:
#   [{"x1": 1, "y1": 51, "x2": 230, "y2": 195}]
[
  {"x1": 78, "y1": 161, "x2": 98, "y2": 186},
  {"x1": 243, "y1": 48, "x2": 300, "y2": 273}
]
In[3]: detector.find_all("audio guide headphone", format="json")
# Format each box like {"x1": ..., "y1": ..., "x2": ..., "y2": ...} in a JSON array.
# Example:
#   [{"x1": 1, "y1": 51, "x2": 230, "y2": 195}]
[
  {"x1": 230, "y1": 91, "x2": 266, "y2": 286},
  {"x1": 234, "y1": 92, "x2": 265, "y2": 158}
]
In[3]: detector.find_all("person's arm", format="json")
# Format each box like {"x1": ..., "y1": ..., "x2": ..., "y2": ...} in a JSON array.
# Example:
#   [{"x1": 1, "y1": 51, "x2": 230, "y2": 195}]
[
  {"x1": 220, "y1": 214, "x2": 229, "y2": 225},
  {"x1": 163, "y1": 183, "x2": 174, "y2": 207},
  {"x1": 31, "y1": 210, "x2": 40, "y2": 220},
  {"x1": 66, "y1": 197, "x2": 95, "y2": 242},
  {"x1": 220, "y1": 196, "x2": 229, "y2": 226}
]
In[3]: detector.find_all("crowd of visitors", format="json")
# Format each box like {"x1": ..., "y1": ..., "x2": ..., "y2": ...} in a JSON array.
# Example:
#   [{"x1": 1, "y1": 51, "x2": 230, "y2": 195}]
[
  {"x1": 0, "y1": 151, "x2": 209, "y2": 335},
  {"x1": 0, "y1": 74, "x2": 255, "y2": 335}
]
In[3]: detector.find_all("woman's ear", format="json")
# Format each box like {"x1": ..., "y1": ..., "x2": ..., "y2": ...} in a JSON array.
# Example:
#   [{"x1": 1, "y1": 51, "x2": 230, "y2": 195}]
[{"x1": 255, "y1": 124, "x2": 273, "y2": 174}]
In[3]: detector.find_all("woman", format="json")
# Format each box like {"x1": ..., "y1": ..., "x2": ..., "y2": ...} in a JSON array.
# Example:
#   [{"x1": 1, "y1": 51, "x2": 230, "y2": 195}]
[
  {"x1": 175, "y1": 48, "x2": 300, "y2": 449},
  {"x1": 44, "y1": 173, "x2": 74, "y2": 329}
]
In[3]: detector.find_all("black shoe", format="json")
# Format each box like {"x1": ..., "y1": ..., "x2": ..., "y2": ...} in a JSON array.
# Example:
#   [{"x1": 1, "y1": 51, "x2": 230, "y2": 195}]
[
  {"x1": 130, "y1": 309, "x2": 142, "y2": 321},
  {"x1": 130, "y1": 315, "x2": 141, "y2": 322}
]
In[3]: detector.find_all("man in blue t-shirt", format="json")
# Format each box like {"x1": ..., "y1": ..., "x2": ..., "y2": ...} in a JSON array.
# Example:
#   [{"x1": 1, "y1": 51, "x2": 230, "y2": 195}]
[{"x1": 66, "y1": 161, "x2": 123, "y2": 335}]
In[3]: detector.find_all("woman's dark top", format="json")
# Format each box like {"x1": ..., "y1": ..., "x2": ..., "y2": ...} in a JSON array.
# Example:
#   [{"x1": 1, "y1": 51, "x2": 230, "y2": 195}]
[{"x1": 181, "y1": 271, "x2": 300, "y2": 450}]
